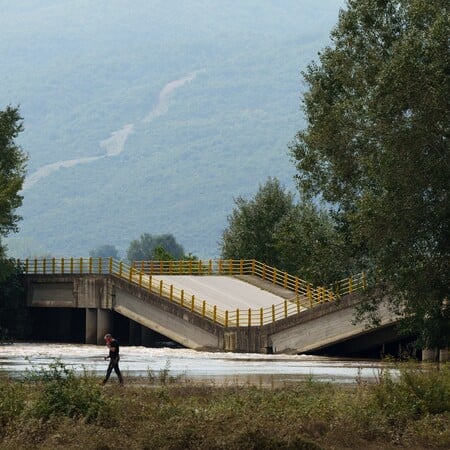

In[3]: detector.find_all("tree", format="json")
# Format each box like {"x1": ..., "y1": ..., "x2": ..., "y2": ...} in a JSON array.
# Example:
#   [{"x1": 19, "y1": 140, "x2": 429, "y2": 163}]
[
  {"x1": 220, "y1": 178, "x2": 295, "y2": 267},
  {"x1": 273, "y1": 200, "x2": 350, "y2": 285},
  {"x1": 0, "y1": 106, "x2": 27, "y2": 273},
  {"x1": 126, "y1": 233, "x2": 185, "y2": 262},
  {"x1": 289, "y1": 0, "x2": 450, "y2": 348},
  {"x1": 0, "y1": 106, "x2": 28, "y2": 339},
  {"x1": 89, "y1": 244, "x2": 119, "y2": 259}
]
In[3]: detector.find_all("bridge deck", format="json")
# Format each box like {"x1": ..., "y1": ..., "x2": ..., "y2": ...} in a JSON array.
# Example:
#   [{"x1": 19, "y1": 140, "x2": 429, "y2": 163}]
[{"x1": 153, "y1": 275, "x2": 289, "y2": 311}]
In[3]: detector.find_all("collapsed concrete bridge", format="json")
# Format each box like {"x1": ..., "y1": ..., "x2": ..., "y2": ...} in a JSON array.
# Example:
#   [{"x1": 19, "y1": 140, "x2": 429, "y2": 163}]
[{"x1": 22, "y1": 258, "x2": 403, "y2": 355}]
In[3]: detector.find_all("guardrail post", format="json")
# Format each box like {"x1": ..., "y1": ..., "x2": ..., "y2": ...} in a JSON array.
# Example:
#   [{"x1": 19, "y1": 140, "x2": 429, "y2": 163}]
[
  {"x1": 25, "y1": 258, "x2": 29, "y2": 274},
  {"x1": 225, "y1": 310, "x2": 229, "y2": 327},
  {"x1": 272, "y1": 268, "x2": 277, "y2": 284},
  {"x1": 307, "y1": 284, "x2": 313, "y2": 307},
  {"x1": 170, "y1": 285, "x2": 173, "y2": 301},
  {"x1": 202, "y1": 301, "x2": 206, "y2": 317},
  {"x1": 79, "y1": 258, "x2": 83, "y2": 274},
  {"x1": 229, "y1": 259, "x2": 233, "y2": 275},
  {"x1": 251, "y1": 259, "x2": 256, "y2": 275},
  {"x1": 191, "y1": 295, "x2": 195, "y2": 312},
  {"x1": 296, "y1": 296, "x2": 300, "y2": 313},
  {"x1": 128, "y1": 267, "x2": 133, "y2": 282},
  {"x1": 260, "y1": 307, "x2": 264, "y2": 326},
  {"x1": 248, "y1": 308, "x2": 251, "y2": 326},
  {"x1": 98, "y1": 258, "x2": 102, "y2": 274},
  {"x1": 148, "y1": 276, "x2": 152, "y2": 292},
  {"x1": 180, "y1": 290, "x2": 184, "y2": 307},
  {"x1": 272, "y1": 304, "x2": 275, "y2": 323},
  {"x1": 213, "y1": 305, "x2": 217, "y2": 323},
  {"x1": 240, "y1": 260, "x2": 244, "y2": 275},
  {"x1": 208, "y1": 259, "x2": 212, "y2": 274},
  {"x1": 334, "y1": 282, "x2": 340, "y2": 299},
  {"x1": 119, "y1": 262, "x2": 123, "y2": 277},
  {"x1": 236, "y1": 308, "x2": 239, "y2": 327},
  {"x1": 219, "y1": 260, "x2": 223, "y2": 274},
  {"x1": 159, "y1": 280, "x2": 163, "y2": 297},
  {"x1": 43, "y1": 259, "x2": 46, "y2": 274},
  {"x1": 52, "y1": 258, "x2": 56, "y2": 274},
  {"x1": 284, "y1": 300, "x2": 288, "y2": 318},
  {"x1": 139, "y1": 271, "x2": 143, "y2": 287},
  {"x1": 109, "y1": 258, "x2": 113, "y2": 274},
  {"x1": 262, "y1": 264, "x2": 266, "y2": 280},
  {"x1": 89, "y1": 257, "x2": 93, "y2": 274}
]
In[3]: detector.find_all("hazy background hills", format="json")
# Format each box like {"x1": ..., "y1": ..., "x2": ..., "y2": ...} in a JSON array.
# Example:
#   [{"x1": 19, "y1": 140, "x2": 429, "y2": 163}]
[{"x1": 2, "y1": 0, "x2": 344, "y2": 259}]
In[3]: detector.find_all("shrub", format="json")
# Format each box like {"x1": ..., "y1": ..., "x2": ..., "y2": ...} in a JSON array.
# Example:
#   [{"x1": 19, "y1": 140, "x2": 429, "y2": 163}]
[{"x1": 24, "y1": 360, "x2": 114, "y2": 423}]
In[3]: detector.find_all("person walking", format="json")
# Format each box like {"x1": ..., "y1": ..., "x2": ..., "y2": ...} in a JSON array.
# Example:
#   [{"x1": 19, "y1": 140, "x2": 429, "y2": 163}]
[{"x1": 102, "y1": 333, "x2": 124, "y2": 385}]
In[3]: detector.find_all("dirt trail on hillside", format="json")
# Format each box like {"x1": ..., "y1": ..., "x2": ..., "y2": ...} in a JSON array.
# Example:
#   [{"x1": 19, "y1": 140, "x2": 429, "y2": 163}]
[{"x1": 23, "y1": 72, "x2": 198, "y2": 190}]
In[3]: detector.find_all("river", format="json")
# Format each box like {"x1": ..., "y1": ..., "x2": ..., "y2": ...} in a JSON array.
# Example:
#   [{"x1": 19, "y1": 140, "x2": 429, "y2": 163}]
[{"x1": 0, "y1": 343, "x2": 397, "y2": 386}]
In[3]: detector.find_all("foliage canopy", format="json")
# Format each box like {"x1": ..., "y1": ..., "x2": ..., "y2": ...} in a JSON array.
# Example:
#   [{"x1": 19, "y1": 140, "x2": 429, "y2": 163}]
[
  {"x1": 289, "y1": 0, "x2": 450, "y2": 347},
  {"x1": 126, "y1": 233, "x2": 185, "y2": 262},
  {"x1": 0, "y1": 106, "x2": 27, "y2": 263}
]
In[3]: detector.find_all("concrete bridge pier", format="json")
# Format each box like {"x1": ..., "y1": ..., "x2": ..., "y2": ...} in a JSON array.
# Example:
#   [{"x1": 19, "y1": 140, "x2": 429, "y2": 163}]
[
  {"x1": 97, "y1": 309, "x2": 113, "y2": 345},
  {"x1": 422, "y1": 348, "x2": 438, "y2": 362},
  {"x1": 440, "y1": 348, "x2": 449, "y2": 362},
  {"x1": 85, "y1": 308, "x2": 114, "y2": 345}
]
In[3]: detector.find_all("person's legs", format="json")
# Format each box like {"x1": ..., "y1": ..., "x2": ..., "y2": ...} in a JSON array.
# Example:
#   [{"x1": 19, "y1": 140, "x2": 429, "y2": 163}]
[
  {"x1": 113, "y1": 357, "x2": 124, "y2": 384},
  {"x1": 102, "y1": 360, "x2": 114, "y2": 384}
]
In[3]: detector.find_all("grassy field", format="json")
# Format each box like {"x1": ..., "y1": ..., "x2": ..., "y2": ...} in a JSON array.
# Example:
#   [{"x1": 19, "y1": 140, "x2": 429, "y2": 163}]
[{"x1": 0, "y1": 361, "x2": 449, "y2": 449}]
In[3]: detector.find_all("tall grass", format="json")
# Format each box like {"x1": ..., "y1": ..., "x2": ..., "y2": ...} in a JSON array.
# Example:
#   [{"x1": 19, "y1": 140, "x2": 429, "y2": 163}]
[{"x1": 0, "y1": 361, "x2": 448, "y2": 449}]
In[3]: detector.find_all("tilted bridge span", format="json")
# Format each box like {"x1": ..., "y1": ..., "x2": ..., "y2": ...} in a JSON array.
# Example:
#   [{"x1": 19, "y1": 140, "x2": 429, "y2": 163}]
[{"x1": 21, "y1": 258, "x2": 401, "y2": 355}]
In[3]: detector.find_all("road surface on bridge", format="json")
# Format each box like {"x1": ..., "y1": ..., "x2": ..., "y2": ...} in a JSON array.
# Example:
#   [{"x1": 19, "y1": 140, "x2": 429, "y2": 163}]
[{"x1": 152, "y1": 275, "x2": 288, "y2": 311}]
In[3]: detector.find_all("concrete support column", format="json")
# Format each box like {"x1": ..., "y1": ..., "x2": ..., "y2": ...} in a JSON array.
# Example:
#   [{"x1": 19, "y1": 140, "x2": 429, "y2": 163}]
[
  {"x1": 129, "y1": 321, "x2": 142, "y2": 346},
  {"x1": 97, "y1": 309, "x2": 113, "y2": 344},
  {"x1": 85, "y1": 308, "x2": 97, "y2": 344},
  {"x1": 422, "y1": 348, "x2": 438, "y2": 362},
  {"x1": 439, "y1": 348, "x2": 449, "y2": 363}
]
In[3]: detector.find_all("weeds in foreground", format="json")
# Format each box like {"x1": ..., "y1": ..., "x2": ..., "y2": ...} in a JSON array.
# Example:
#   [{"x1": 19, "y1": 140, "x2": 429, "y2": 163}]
[
  {"x1": 0, "y1": 360, "x2": 115, "y2": 428},
  {"x1": 0, "y1": 361, "x2": 448, "y2": 449}
]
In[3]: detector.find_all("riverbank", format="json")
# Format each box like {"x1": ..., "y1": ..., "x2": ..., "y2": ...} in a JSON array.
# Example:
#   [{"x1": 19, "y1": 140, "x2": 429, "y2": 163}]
[{"x1": 0, "y1": 362, "x2": 449, "y2": 449}]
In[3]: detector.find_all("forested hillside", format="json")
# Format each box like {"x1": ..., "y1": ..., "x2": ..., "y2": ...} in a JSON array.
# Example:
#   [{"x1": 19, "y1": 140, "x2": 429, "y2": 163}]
[{"x1": 1, "y1": 0, "x2": 344, "y2": 258}]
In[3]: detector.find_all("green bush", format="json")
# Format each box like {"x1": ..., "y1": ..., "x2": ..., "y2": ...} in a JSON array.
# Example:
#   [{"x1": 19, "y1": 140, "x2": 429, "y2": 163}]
[
  {"x1": 24, "y1": 360, "x2": 114, "y2": 423},
  {"x1": 371, "y1": 364, "x2": 450, "y2": 420}
]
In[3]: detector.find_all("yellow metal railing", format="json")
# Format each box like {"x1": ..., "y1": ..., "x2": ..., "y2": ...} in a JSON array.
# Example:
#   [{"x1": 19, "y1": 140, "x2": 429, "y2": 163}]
[{"x1": 19, "y1": 258, "x2": 368, "y2": 328}]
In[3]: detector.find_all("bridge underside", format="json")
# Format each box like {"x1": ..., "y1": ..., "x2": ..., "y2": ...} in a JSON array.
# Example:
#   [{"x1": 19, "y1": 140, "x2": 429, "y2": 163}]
[{"x1": 24, "y1": 273, "x2": 405, "y2": 357}]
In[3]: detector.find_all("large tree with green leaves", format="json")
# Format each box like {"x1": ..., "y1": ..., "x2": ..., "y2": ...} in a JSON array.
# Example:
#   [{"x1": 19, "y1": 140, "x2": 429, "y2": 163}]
[
  {"x1": 220, "y1": 178, "x2": 295, "y2": 267},
  {"x1": 0, "y1": 106, "x2": 28, "y2": 340},
  {"x1": 221, "y1": 177, "x2": 353, "y2": 284},
  {"x1": 273, "y1": 201, "x2": 350, "y2": 285},
  {"x1": 0, "y1": 106, "x2": 27, "y2": 275},
  {"x1": 290, "y1": 0, "x2": 450, "y2": 348}
]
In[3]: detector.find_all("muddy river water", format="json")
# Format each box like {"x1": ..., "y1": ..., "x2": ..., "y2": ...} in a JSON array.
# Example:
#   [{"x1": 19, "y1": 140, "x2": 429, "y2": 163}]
[{"x1": 0, "y1": 343, "x2": 398, "y2": 386}]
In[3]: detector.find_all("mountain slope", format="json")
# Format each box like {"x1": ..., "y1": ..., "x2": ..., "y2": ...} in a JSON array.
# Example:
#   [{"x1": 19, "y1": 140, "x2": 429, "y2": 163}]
[{"x1": 1, "y1": 0, "x2": 345, "y2": 258}]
